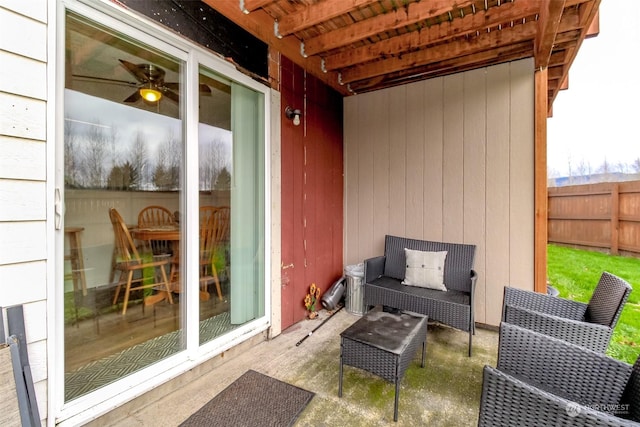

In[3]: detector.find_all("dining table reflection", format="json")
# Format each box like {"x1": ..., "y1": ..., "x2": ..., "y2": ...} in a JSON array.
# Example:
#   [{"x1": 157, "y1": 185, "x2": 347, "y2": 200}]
[
  {"x1": 130, "y1": 225, "x2": 210, "y2": 302},
  {"x1": 131, "y1": 225, "x2": 180, "y2": 243}
]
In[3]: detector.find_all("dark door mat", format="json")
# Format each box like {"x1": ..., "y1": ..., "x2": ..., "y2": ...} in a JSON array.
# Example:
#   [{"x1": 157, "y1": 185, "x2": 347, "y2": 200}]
[{"x1": 180, "y1": 369, "x2": 314, "y2": 427}]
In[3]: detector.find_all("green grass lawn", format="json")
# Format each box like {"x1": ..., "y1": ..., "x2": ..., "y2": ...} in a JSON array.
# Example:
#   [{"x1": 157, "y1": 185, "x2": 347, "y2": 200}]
[{"x1": 547, "y1": 244, "x2": 640, "y2": 364}]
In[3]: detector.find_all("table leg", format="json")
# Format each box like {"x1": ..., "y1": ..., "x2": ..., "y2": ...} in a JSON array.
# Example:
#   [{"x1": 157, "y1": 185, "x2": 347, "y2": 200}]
[
  {"x1": 394, "y1": 358, "x2": 401, "y2": 422},
  {"x1": 394, "y1": 377, "x2": 400, "y2": 422},
  {"x1": 338, "y1": 340, "x2": 344, "y2": 397}
]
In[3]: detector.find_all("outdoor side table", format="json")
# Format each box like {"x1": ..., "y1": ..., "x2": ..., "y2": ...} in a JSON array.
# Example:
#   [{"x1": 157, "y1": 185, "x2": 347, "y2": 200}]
[{"x1": 339, "y1": 310, "x2": 428, "y2": 422}]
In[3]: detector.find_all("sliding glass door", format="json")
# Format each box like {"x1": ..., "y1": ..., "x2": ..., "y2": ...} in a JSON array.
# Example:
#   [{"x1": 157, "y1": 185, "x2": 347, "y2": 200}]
[
  {"x1": 63, "y1": 11, "x2": 185, "y2": 401},
  {"x1": 61, "y1": 4, "x2": 267, "y2": 405}
]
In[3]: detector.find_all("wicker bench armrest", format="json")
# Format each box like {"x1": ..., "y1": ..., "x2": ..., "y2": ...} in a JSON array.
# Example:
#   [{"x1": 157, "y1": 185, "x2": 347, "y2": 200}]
[
  {"x1": 364, "y1": 256, "x2": 385, "y2": 283},
  {"x1": 479, "y1": 366, "x2": 639, "y2": 427},
  {"x1": 497, "y1": 322, "x2": 631, "y2": 405},
  {"x1": 470, "y1": 270, "x2": 478, "y2": 298},
  {"x1": 469, "y1": 270, "x2": 478, "y2": 328},
  {"x1": 503, "y1": 286, "x2": 587, "y2": 320},
  {"x1": 503, "y1": 305, "x2": 613, "y2": 353}
]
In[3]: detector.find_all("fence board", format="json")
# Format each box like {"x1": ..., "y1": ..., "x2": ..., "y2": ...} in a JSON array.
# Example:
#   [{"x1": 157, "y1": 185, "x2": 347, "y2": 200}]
[{"x1": 548, "y1": 180, "x2": 640, "y2": 256}]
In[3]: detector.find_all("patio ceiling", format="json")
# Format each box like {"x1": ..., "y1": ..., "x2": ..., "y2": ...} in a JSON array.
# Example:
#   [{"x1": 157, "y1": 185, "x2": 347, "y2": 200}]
[{"x1": 205, "y1": 0, "x2": 600, "y2": 115}]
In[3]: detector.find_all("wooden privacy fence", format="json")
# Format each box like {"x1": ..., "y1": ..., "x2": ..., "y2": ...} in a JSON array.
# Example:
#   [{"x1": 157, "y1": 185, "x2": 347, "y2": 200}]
[{"x1": 548, "y1": 180, "x2": 640, "y2": 256}]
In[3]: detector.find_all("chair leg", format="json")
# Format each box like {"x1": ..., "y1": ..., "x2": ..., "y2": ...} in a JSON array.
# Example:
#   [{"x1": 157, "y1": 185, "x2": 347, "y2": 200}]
[
  {"x1": 159, "y1": 264, "x2": 174, "y2": 305},
  {"x1": 169, "y1": 262, "x2": 179, "y2": 293},
  {"x1": 112, "y1": 273, "x2": 124, "y2": 305},
  {"x1": 122, "y1": 271, "x2": 134, "y2": 315},
  {"x1": 211, "y1": 265, "x2": 223, "y2": 301}
]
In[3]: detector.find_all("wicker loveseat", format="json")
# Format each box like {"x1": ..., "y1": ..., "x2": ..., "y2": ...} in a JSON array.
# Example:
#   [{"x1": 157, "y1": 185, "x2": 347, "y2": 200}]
[
  {"x1": 478, "y1": 322, "x2": 640, "y2": 426},
  {"x1": 363, "y1": 235, "x2": 477, "y2": 356}
]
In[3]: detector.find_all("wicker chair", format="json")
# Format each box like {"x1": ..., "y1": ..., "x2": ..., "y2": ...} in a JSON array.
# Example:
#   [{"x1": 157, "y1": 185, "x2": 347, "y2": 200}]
[
  {"x1": 478, "y1": 322, "x2": 640, "y2": 426},
  {"x1": 479, "y1": 366, "x2": 640, "y2": 427},
  {"x1": 502, "y1": 271, "x2": 632, "y2": 352}
]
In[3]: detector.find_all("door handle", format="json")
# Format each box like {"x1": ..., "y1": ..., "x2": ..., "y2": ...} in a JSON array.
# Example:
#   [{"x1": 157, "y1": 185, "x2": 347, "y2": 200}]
[{"x1": 55, "y1": 187, "x2": 62, "y2": 230}]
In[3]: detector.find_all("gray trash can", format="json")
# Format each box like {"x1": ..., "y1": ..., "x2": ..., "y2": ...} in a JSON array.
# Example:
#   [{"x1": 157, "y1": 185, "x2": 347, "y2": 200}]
[{"x1": 344, "y1": 263, "x2": 365, "y2": 316}]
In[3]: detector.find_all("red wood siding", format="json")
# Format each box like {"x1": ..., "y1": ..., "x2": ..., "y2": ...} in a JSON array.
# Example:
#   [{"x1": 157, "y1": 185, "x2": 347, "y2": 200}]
[{"x1": 280, "y1": 57, "x2": 344, "y2": 329}]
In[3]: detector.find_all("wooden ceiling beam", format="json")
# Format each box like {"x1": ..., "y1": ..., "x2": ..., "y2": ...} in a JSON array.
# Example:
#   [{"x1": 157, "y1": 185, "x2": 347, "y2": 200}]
[
  {"x1": 586, "y1": 10, "x2": 600, "y2": 37},
  {"x1": 547, "y1": 0, "x2": 600, "y2": 110},
  {"x1": 349, "y1": 46, "x2": 530, "y2": 92},
  {"x1": 276, "y1": 0, "x2": 377, "y2": 37},
  {"x1": 565, "y1": 0, "x2": 592, "y2": 6},
  {"x1": 548, "y1": 79, "x2": 560, "y2": 91},
  {"x1": 203, "y1": 0, "x2": 599, "y2": 102},
  {"x1": 349, "y1": 42, "x2": 532, "y2": 91},
  {"x1": 203, "y1": 0, "x2": 349, "y2": 95},
  {"x1": 556, "y1": 7, "x2": 581, "y2": 32},
  {"x1": 303, "y1": 0, "x2": 477, "y2": 57},
  {"x1": 535, "y1": 0, "x2": 566, "y2": 69},
  {"x1": 341, "y1": 20, "x2": 537, "y2": 84},
  {"x1": 548, "y1": 50, "x2": 567, "y2": 67},
  {"x1": 547, "y1": 74, "x2": 569, "y2": 92},
  {"x1": 553, "y1": 33, "x2": 580, "y2": 48},
  {"x1": 560, "y1": 74, "x2": 569, "y2": 90},
  {"x1": 324, "y1": 1, "x2": 539, "y2": 71},
  {"x1": 548, "y1": 65, "x2": 565, "y2": 80},
  {"x1": 241, "y1": 0, "x2": 276, "y2": 14}
]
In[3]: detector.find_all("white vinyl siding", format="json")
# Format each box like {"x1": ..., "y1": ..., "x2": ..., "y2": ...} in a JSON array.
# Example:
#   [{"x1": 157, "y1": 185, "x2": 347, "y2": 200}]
[{"x1": 0, "y1": 0, "x2": 50, "y2": 422}]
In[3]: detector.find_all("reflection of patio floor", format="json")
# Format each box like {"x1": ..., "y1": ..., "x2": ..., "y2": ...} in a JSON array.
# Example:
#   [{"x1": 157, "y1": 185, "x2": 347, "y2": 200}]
[
  {"x1": 92, "y1": 308, "x2": 499, "y2": 426},
  {"x1": 64, "y1": 282, "x2": 230, "y2": 370},
  {"x1": 66, "y1": 312, "x2": 238, "y2": 401}
]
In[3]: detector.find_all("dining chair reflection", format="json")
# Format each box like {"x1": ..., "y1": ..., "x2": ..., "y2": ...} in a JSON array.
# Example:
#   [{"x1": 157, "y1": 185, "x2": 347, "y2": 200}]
[
  {"x1": 137, "y1": 205, "x2": 176, "y2": 255},
  {"x1": 109, "y1": 207, "x2": 174, "y2": 314},
  {"x1": 199, "y1": 206, "x2": 230, "y2": 301}
]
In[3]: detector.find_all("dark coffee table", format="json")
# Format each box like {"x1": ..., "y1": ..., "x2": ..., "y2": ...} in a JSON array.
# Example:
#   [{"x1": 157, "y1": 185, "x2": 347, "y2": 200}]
[{"x1": 338, "y1": 309, "x2": 428, "y2": 422}]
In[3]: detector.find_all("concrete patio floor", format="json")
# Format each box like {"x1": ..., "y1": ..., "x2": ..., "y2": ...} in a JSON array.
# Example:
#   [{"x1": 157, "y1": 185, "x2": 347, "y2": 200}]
[{"x1": 91, "y1": 308, "x2": 498, "y2": 427}]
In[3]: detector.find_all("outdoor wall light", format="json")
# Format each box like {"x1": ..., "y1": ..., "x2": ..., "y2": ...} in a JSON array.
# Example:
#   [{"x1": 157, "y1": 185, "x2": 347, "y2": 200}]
[
  {"x1": 139, "y1": 83, "x2": 162, "y2": 102},
  {"x1": 285, "y1": 106, "x2": 302, "y2": 126}
]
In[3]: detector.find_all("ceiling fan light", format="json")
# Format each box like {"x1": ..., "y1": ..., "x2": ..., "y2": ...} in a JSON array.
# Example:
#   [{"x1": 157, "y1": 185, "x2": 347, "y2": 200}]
[{"x1": 140, "y1": 85, "x2": 162, "y2": 102}]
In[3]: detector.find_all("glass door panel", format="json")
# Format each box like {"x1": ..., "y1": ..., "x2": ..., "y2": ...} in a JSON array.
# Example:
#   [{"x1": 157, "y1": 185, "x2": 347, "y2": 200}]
[
  {"x1": 63, "y1": 11, "x2": 184, "y2": 401},
  {"x1": 197, "y1": 66, "x2": 233, "y2": 344},
  {"x1": 197, "y1": 66, "x2": 265, "y2": 344}
]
